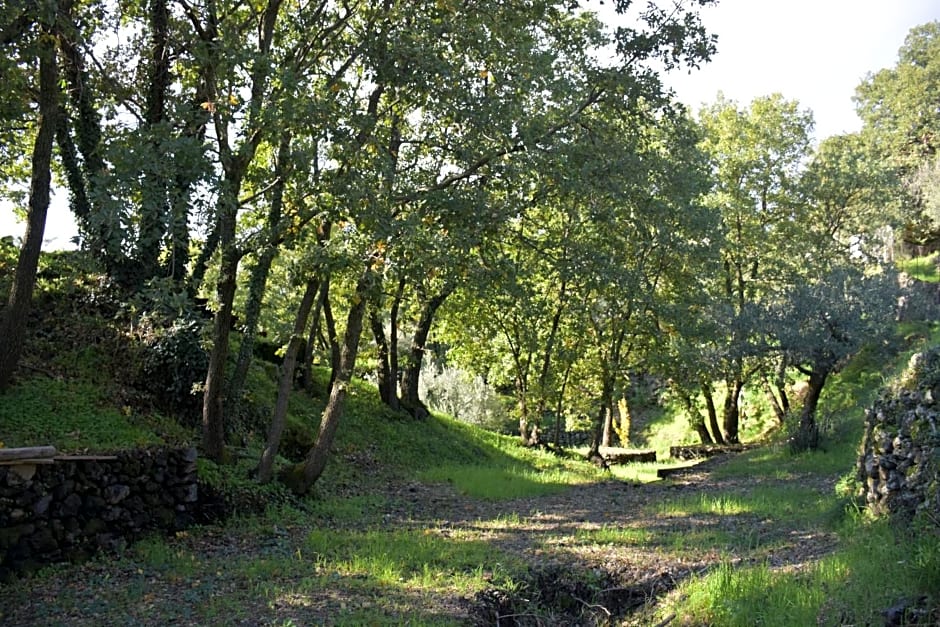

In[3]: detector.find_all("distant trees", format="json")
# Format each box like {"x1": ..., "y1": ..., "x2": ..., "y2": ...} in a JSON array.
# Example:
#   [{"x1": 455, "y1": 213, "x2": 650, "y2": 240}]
[{"x1": 855, "y1": 20, "x2": 940, "y2": 249}]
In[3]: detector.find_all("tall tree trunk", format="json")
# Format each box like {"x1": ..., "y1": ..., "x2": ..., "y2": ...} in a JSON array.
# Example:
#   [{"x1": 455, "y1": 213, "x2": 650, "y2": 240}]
[
  {"x1": 301, "y1": 278, "x2": 328, "y2": 392},
  {"x1": 188, "y1": 214, "x2": 221, "y2": 294},
  {"x1": 588, "y1": 369, "x2": 613, "y2": 461},
  {"x1": 227, "y1": 243, "x2": 278, "y2": 402},
  {"x1": 201, "y1": 187, "x2": 240, "y2": 461},
  {"x1": 321, "y1": 277, "x2": 341, "y2": 387},
  {"x1": 552, "y1": 359, "x2": 574, "y2": 449},
  {"x1": 56, "y1": 5, "x2": 123, "y2": 273},
  {"x1": 701, "y1": 382, "x2": 725, "y2": 445},
  {"x1": 764, "y1": 378, "x2": 786, "y2": 423},
  {"x1": 387, "y1": 275, "x2": 406, "y2": 409},
  {"x1": 722, "y1": 377, "x2": 744, "y2": 444},
  {"x1": 601, "y1": 404, "x2": 614, "y2": 448},
  {"x1": 400, "y1": 285, "x2": 453, "y2": 419},
  {"x1": 292, "y1": 267, "x2": 373, "y2": 493},
  {"x1": 199, "y1": 0, "x2": 284, "y2": 461},
  {"x1": 137, "y1": 0, "x2": 171, "y2": 278},
  {"x1": 516, "y1": 377, "x2": 531, "y2": 445},
  {"x1": 257, "y1": 277, "x2": 320, "y2": 482},
  {"x1": 535, "y1": 279, "x2": 567, "y2": 420},
  {"x1": 775, "y1": 356, "x2": 790, "y2": 415},
  {"x1": 228, "y1": 134, "x2": 291, "y2": 404},
  {"x1": 0, "y1": 29, "x2": 58, "y2": 391},
  {"x1": 370, "y1": 306, "x2": 393, "y2": 405}
]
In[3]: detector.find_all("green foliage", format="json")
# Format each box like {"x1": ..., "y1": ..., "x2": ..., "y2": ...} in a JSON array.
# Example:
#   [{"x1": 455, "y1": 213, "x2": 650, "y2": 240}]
[
  {"x1": 127, "y1": 280, "x2": 209, "y2": 420},
  {"x1": 419, "y1": 358, "x2": 514, "y2": 433}
]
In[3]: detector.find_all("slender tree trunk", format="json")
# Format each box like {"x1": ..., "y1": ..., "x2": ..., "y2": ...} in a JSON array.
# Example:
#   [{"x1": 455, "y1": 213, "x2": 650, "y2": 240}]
[
  {"x1": 137, "y1": 0, "x2": 171, "y2": 278},
  {"x1": 370, "y1": 306, "x2": 393, "y2": 405},
  {"x1": 0, "y1": 30, "x2": 58, "y2": 391},
  {"x1": 775, "y1": 357, "x2": 790, "y2": 415},
  {"x1": 301, "y1": 279, "x2": 328, "y2": 392},
  {"x1": 764, "y1": 378, "x2": 786, "y2": 423},
  {"x1": 701, "y1": 382, "x2": 725, "y2": 445},
  {"x1": 228, "y1": 134, "x2": 291, "y2": 404},
  {"x1": 56, "y1": 7, "x2": 123, "y2": 273},
  {"x1": 257, "y1": 277, "x2": 320, "y2": 482},
  {"x1": 201, "y1": 177, "x2": 243, "y2": 461},
  {"x1": 601, "y1": 402, "x2": 614, "y2": 447},
  {"x1": 516, "y1": 377, "x2": 531, "y2": 445},
  {"x1": 400, "y1": 285, "x2": 453, "y2": 419},
  {"x1": 387, "y1": 276, "x2": 405, "y2": 409},
  {"x1": 189, "y1": 214, "x2": 221, "y2": 294},
  {"x1": 535, "y1": 279, "x2": 566, "y2": 420},
  {"x1": 552, "y1": 359, "x2": 574, "y2": 449},
  {"x1": 321, "y1": 277, "x2": 341, "y2": 387},
  {"x1": 722, "y1": 377, "x2": 744, "y2": 444},
  {"x1": 293, "y1": 267, "x2": 373, "y2": 493},
  {"x1": 588, "y1": 370, "x2": 613, "y2": 461}
]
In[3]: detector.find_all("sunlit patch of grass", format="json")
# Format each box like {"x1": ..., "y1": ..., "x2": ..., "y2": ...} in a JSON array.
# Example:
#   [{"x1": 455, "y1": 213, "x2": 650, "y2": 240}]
[
  {"x1": 664, "y1": 517, "x2": 940, "y2": 627},
  {"x1": 574, "y1": 525, "x2": 655, "y2": 546},
  {"x1": 897, "y1": 252, "x2": 940, "y2": 282},
  {"x1": 304, "y1": 526, "x2": 519, "y2": 594},
  {"x1": 653, "y1": 485, "x2": 836, "y2": 527}
]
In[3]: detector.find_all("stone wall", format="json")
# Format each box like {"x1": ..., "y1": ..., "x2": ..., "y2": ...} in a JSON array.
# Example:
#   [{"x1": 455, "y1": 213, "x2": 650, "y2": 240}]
[
  {"x1": 0, "y1": 447, "x2": 199, "y2": 580},
  {"x1": 857, "y1": 349, "x2": 940, "y2": 524}
]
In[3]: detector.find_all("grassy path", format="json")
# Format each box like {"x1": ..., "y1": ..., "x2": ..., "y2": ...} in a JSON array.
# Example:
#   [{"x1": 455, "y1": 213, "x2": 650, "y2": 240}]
[{"x1": 0, "y1": 450, "x2": 847, "y2": 626}]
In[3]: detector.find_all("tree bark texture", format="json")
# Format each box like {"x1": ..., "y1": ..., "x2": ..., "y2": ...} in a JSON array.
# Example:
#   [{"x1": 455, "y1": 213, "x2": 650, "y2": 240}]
[
  {"x1": 257, "y1": 277, "x2": 320, "y2": 482},
  {"x1": 794, "y1": 368, "x2": 829, "y2": 451},
  {"x1": 228, "y1": 134, "x2": 290, "y2": 404},
  {"x1": 296, "y1": 268, "x2": 373, "y2": 492},
  {"x1": 0, "y1": 29, "x2": 59, "y2": 391},
  {"x1": 370, "y1": 306, "x2": 393, "y2": 405},
  {"x1": 722, "y1": 377, "x2": 744, "y2": 444},
  {"x1": 701, "y1": 382, "x2": 725, "y2": 445},
  {"x1": 400, "y1": 285, "x2": 453, "y2": 419},
  {"x1": 681, "y1": 393, "x2": 714, "y2": 445}
]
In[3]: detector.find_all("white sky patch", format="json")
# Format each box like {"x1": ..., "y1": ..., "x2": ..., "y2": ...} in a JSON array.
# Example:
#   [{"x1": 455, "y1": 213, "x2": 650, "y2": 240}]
[{"x1": 661, "y1": 0, "x2": 940, "y2": 142}]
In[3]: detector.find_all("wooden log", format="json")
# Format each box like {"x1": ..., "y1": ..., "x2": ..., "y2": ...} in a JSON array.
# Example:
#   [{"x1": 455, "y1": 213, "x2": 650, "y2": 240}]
[
  {"x1": 657, "y1": 465, "x2": 699, "y2": 479},
  {"x1": 0, "y1": 458, "x2": 56, "y2": 466},
  {"x1": 0, "y1": 446, "x2": 57, "y2": 462},
  {"x1": 669, "y1": 444, "x2": 744, "y2": 461},
  {"x1": 606, "y1": 450, "x2": 657, "y2": 464}
]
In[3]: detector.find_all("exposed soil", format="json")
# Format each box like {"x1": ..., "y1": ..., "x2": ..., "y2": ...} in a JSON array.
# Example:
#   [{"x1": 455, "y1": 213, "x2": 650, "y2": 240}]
[{"x1": 0, "y1": 454, "x2": 840, "y2": 626}]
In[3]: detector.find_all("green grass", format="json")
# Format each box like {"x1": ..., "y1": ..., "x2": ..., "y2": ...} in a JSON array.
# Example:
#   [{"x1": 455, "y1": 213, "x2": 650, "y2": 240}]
[
  {"x1": 0, "y1": 377, "x2": 166, "y2": 450},
  {"x1": 670, "y1": 517, "x2": 940, "y2": 626},
  {"x1": 652, "y1": 327, "x2": 940, "y2": 626},
  {"x1": 897, "y1": 252, "x2": 940, "y2": 282}
]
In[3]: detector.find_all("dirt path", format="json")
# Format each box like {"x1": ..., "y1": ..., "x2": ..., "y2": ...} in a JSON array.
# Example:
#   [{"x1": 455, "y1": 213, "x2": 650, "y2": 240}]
[{"x1": 0, "y1": 455, "x2": 840, "y2": 626}]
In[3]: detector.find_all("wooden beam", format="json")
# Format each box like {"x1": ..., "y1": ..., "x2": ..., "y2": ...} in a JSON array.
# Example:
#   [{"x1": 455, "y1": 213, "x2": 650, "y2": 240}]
[{"x1": 0, "y1": 446, "x2": 57, "y2": 462}]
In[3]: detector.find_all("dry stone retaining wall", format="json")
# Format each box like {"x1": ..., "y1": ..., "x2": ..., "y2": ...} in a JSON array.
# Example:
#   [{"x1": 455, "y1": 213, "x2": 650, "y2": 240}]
[
  {"x1": 857, "y1": 349, "x2": 940, "y2": 525},
  {"x1": 0, "y1": 447, "x2": 200, "y2": 580}
]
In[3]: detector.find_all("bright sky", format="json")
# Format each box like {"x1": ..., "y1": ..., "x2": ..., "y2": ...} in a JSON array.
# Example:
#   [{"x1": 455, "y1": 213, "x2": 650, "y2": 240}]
[
  {"x1": 661, "y1": 0, "x2": 940, "y2": 141},
  {"x1": 2, "y1": 0, "x2": 939, "y2": 249}
]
